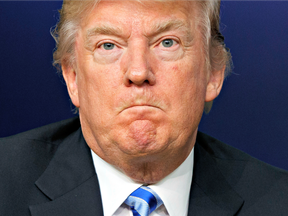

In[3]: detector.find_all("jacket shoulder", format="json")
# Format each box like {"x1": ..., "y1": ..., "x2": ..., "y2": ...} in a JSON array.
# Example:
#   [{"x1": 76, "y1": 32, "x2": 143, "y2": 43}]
[
  {"x1": 0, "y1": 117, "x2": 81, "y2": 190},
  {"x1": 0, "y1": 116, "x2": 80, "y2": 168},
  {"x1": 1, "y1": 117, "x2": 80, "y2": 145},
  {"x1": 0, "y1": 117, "x2": 83, "y2": 215},
  {"x1": 196, "y1": 131, "x2": 288, "y2": 214},
  {"x1": 197, "y1": 131, "x2": 288, "y2": 173}
]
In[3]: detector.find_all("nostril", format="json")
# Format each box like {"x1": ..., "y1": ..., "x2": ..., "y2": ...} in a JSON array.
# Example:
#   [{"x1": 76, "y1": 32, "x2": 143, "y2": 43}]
[{"x1": 128, "y1": 79, "x2": 149, "y2": 85}]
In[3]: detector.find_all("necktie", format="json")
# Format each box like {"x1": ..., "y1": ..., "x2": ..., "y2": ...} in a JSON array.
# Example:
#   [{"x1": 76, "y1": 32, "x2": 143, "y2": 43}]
[{"x1": 124, "y1": 186, "x2": 163, "y2": 216}]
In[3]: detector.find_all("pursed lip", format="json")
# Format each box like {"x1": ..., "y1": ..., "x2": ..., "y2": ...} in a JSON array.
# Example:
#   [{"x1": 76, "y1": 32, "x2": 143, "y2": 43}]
[
  {"x1": 115, "y1": 91, "x2": 167, "y2": 114},
  {"x1": 119, "y1": 104, "x2": 161, "y2": 113}
]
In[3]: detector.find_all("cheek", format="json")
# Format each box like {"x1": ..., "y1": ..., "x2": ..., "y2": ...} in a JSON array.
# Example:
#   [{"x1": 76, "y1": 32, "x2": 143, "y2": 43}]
[
  {"x1": 171, "y1": 65, "x2": 179, "y2": 71},
  {"x1": 77, "y1": 62, "x2": 123, "y2": 111},
  {"x1": 159, "y1": 60, "x2": 207, "y2": 109},
  {"x1": 159, "y1": 61, "x2": 197, "y2": 90}
]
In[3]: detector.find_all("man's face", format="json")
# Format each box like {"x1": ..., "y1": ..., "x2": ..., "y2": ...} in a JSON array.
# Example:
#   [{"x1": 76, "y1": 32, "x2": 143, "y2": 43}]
[{"x1": 64, "y1": 0, "x2": 223, "y2": 179}]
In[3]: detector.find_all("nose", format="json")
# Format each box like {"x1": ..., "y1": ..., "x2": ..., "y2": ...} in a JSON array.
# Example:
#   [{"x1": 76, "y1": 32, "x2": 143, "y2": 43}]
[{"x1": 123, "y1": 44, "x2": 156, "y2": 86}]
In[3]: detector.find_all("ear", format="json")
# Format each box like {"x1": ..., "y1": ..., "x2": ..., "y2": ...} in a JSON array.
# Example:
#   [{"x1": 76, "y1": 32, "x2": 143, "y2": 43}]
[
  {"x1": 62, "y1": 64, "x2": 80, "y2": 108},
  {"x1": 205, "y1": 66, "x2": 225, "y2": 102}
]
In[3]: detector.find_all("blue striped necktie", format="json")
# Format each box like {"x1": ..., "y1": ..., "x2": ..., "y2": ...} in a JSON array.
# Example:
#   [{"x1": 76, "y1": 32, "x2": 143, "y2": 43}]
[{"x1": 124, "y1": 186, "x2": 163, "y2": 216}]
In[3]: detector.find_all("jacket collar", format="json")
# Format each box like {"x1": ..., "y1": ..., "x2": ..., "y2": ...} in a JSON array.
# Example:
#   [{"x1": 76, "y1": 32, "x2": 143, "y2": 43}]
[
  {"x1": 29, "y1": 127, "x2": 103, "y2": 216},
  {"x1": 188, "y1": 135, "x2": 244, "y2": 216}
]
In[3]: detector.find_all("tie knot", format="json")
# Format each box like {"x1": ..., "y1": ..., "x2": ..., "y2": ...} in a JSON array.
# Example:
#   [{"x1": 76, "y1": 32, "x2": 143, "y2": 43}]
[{"x1": 124, "y1": 186, "x2": 163, "y2": 216}]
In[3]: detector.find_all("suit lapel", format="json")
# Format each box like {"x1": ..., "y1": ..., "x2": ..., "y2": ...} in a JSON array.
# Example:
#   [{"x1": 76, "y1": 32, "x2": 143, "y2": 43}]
[
  {"x1": 188, "y1": 139, "x2": 244, "y2": 216},
  {"x1": 29, "y1": 128, "x2": 103, "y2": 216}
]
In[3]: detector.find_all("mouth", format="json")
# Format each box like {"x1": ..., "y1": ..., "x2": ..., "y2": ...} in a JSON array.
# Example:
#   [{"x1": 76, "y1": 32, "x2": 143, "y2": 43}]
[
  {"x1": 120, "y1": 104, "x2": 161, "y2": 113},
  {"x1": 116, "y1": 91, "x2": 167, "y2": 114}
]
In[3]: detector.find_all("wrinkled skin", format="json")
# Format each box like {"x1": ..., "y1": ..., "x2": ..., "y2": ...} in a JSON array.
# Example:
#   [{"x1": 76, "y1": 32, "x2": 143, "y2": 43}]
[{"x1": 63, "y1": 0, "x2": 224, "y2": 184}]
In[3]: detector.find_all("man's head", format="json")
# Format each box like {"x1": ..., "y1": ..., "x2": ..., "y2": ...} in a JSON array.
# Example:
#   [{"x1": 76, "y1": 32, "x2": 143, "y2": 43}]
[{"x1": 53, "y1": 0, "x2": 229, "y2": 184}]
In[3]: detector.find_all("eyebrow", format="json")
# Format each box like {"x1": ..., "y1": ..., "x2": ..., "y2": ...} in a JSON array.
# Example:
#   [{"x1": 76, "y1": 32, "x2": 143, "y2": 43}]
[
  {"x1": 147, "y1": 20, "x2": 189, "y2": 36},
  {"x1": 86, "y1": 25, "x2": 123, "y2": 38},
  {"x1": 84, "y1": 20, "x2": 193, "y2": 49},
  {"x1": 145, "y1": 19, "x2": 194, "y2": 44},
  {"x1": 85, "y1": 24, "x2": 123, "y2": 49},
  {"x1": 86, "y1": 20, "x2": 187, "y2": 37}
]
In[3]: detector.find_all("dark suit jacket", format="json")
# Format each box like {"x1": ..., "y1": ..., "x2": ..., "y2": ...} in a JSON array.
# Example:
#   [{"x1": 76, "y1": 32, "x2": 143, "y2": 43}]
[{"x1": 1, "y1": 117, "x2": 288, "y2": 216}]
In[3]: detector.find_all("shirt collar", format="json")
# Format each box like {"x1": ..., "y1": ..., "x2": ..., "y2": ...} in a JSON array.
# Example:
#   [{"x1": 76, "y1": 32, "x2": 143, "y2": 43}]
[{"x1": 91, "y1": 148, "x2": 194, "y2": 216}]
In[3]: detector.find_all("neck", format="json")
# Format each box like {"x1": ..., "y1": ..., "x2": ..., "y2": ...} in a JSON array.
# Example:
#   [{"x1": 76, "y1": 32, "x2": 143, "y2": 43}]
[{"x1": 98, "y1": 136, "x2": 195, "y2": 184}]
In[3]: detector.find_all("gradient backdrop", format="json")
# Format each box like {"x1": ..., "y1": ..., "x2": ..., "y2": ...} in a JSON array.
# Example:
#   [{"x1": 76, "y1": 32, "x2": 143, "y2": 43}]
[{"x1": 1, "y1": 1, "x2": 288, "y2": 170}]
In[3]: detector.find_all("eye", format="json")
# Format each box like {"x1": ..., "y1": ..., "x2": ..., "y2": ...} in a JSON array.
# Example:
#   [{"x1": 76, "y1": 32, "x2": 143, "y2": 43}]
[
  {"x1": 161, "y1": 39, "x2": 175, "y2": 48},
  {"x1": 102, "y1": 43, "x2": 115, "y2": 50}
]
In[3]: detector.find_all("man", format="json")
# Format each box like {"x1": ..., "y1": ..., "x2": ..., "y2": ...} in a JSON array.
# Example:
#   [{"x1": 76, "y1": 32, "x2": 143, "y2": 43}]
[{"x1": 1, "y1": 0, "x2": 288, "y2": 215}]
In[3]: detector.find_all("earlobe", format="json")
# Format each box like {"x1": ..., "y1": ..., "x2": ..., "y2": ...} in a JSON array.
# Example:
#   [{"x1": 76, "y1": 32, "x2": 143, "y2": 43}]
[
  {"x1": 62, "y1": 64, "x2": 80, "y2": 108},
  {"x1": 205, "y1": 66, "x2": 225, "y2": 102}
]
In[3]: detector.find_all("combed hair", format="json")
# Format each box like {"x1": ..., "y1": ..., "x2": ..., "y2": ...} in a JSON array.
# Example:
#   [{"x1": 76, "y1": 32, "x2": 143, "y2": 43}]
[
  {"x1": 52, "y1": 1, "x2": 98, "y2": 69},
  {"x1": 198, "y1": 1, "x2": 232, "y2": 75},
  {"x1": 51, "y1": 0, "x2": 232, "y2": 112}
]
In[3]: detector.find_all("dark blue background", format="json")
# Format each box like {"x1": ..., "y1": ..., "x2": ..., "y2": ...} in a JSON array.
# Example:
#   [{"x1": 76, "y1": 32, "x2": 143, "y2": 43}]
[{"x1": 1, "y1": 1, "x2": 288, "y2": 170}]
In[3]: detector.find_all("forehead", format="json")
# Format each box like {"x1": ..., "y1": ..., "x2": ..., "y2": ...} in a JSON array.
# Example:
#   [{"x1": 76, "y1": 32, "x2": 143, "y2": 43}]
[{"x1": 81, "y1": 0, "x2": 198, "y2": 34}]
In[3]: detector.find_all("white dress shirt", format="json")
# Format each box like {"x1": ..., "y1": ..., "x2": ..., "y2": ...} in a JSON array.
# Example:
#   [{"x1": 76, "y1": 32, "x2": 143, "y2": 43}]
[{"x1": 91, "y1": 148, "x2": 194, "y2": 216}]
